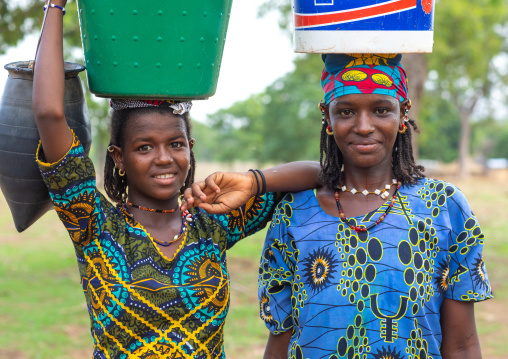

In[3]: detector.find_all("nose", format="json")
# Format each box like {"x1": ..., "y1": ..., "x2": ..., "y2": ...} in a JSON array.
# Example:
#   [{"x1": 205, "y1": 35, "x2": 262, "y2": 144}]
[
  {"x1": 154, "y1": 146, "x2": 173, "y2": 165},
  {"x1": 355, "y1": 111, "x2": 375, "y2": 135}
]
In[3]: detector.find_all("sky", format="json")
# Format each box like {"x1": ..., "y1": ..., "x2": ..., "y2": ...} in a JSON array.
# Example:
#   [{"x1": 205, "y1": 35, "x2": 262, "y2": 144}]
[{"x1": 0, "y1": 1, "x2": 296, "y2": 123}]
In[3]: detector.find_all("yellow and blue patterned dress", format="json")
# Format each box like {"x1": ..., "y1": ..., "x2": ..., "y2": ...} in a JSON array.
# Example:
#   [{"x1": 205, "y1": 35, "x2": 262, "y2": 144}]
[
  {"x1": 37, "y1": 133, "x2": 279, "y2": 359},
  {"x1": 258, "y1": 183, "x2": 492, "y2": 359}
]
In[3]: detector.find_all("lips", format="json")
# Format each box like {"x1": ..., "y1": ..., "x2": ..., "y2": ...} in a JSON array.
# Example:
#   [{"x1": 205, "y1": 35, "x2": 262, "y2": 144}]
[
  {"x1": 351, "y1": 141, "x2": 378, "y2": 153},
  {"x1": 153, "y1": 174, "x2": 174, "y2": 179},
  {"x1": 152, "y1": 172, "x2": 177, "y2": 185}
]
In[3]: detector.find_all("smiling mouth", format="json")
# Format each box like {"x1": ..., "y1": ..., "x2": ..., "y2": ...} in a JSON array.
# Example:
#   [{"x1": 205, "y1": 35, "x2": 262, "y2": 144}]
[{"x1": 153, "y1": 174, "x2": 175, "y2": 179}]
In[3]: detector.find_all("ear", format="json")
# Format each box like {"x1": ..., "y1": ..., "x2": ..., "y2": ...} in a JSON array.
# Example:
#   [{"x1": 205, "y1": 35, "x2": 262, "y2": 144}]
[
  {"x1": 320, "y1": 103, "x2": 331, "y2": 126},
  {"x1": 108, "y1": 145, "x2": 124, "y2": 171},
  {"x1": 189, "y1": 138, "x2": 195, "y2": 151},
  {"x1": 399, "y1": 99, "x2": 410, "y2": 125}
]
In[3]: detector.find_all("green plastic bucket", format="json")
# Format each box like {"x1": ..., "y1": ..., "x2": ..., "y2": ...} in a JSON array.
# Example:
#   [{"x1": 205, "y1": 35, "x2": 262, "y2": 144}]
[{"x1": 76, "y1": 0, "x2": 233, "y2": 99}]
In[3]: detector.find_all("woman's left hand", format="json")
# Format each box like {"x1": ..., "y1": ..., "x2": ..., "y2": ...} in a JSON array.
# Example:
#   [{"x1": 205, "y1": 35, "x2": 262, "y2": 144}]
[{"x1": 181, "y1": 171, "x2": 256, "y2": 214}]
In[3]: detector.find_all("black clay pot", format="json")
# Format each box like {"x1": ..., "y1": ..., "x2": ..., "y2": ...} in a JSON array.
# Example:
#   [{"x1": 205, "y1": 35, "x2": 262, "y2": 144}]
[{"x1": 0, "y1": 61, "x2": 91, "y2": 232}]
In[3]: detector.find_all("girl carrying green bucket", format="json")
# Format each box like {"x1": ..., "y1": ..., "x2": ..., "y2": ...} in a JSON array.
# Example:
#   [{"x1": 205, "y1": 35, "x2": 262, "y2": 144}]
[{"x1": 32, "y1": 1, "x2": 319, "y2": 357}]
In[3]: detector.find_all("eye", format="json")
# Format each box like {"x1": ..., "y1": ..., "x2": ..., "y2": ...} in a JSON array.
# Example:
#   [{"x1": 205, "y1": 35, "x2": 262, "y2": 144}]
[
  {"x1": 170, "y1": 142, "x2": 183, "y2": 148},
  {"x1": 374, "y1": 108, "x2": 390, "y2": 115},
  {"x1": 137, "y1": 144, "x2": 153, "y2": 151},
  {"x1": 338, "y1": 109, "x2": 354, "y2": 116}
]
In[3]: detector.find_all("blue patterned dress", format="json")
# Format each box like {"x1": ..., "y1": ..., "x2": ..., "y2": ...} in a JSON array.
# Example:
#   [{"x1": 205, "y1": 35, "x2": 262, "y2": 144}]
[
  {"x1": 258, "y1": 180, "x2": 492, "y2": 359},
  {"x1": 37, "y1": 132, "x2": 280, "y2": 359}
]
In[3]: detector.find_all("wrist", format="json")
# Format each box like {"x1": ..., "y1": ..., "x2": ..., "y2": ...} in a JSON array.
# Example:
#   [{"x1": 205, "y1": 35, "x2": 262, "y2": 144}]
[{"x1": 247, "y1": 169, "x2": 259, "y2": 197}]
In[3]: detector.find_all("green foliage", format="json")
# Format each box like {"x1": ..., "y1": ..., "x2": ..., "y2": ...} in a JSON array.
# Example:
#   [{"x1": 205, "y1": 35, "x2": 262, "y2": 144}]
[
  {"x1": 418, "y1": 92, "x2": 461, "y2": 162},
  {"x1": 208, "y1": 54, "x2": 323, "y2": 163},
  {"x1": 190, "y1": 119, "x2": 222, "y2": 162},
  {"x1": 431, "y1": 0, "x2": 508, "y2": 98},
  {"x1": 473, "y1": 118, "x2": 508, "y2": 159},
  {"x1": 0, "y1": 1, "x2": 82, "y2": 55}
]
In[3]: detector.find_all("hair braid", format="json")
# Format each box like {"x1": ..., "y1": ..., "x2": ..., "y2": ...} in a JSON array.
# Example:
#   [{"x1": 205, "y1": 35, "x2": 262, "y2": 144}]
[
  {"x1": 104, "y1": 109, "x2": 129, "y2": 204},
  {"x1": 392, "y1": 118, "x2": 425, "y2": 184}
]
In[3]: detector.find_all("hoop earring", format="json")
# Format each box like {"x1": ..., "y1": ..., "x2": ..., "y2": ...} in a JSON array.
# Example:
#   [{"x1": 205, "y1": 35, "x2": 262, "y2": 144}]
[
  {"x1": 119, "y1": 169, "x2": 125, "y2": 176},
  {"x1": 326, "y1": 126, "x2": 334, "y2": 136},
  {"x1": 398, "y1": 124, "x2": 407, "y2": 134},
  {"x1": 107, "y1": 146, "x2": 115, "y2": 153}
]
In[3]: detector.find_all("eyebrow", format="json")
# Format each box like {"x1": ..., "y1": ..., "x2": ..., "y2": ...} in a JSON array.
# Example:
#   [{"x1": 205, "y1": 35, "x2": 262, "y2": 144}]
[
  {"x1": 132, "y1": 134, "x2": 187, "y2": 143},
  {"x1": 334, "y1": 99, "x2": 396, "y2": 107}
]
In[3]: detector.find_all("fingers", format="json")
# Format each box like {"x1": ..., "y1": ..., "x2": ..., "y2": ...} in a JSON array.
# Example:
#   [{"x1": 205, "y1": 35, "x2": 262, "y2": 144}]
[
  {"x1": 204, "y1": 174, "x2": 221, "y2": 195},
  {"x1": 197, "y1": 202, "x2": 231, "y2": 214}
]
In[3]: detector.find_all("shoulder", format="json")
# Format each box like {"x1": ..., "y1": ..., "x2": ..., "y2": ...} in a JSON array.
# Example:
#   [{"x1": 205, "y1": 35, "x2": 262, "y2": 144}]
[
  {"x1": 278, "y1": 189, "x2": 316, "y2": 207},
  {"x1": 403, "y1": 178, "x2": 467, "y2": 202}
]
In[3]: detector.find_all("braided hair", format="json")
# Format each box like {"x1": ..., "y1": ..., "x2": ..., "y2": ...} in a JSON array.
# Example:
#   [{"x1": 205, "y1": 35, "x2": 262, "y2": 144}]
[
  {"x1": 318, "y1": 105, "x2": 425, "y2": 191},
  {"x1": 104, "y1": 107, "x2": 196, "y2": 204}
]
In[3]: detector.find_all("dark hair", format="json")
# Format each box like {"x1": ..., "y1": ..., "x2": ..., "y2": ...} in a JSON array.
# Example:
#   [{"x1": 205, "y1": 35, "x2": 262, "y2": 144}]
[
  {"x1": 104, "y1": 107, "x2": 196, "y2": 204},
  {"x1": 318, "y1": 109, "x2": 425, "y2": 191}
]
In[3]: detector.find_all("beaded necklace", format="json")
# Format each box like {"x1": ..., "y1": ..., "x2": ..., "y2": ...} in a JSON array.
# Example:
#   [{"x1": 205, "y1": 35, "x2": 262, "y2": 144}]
[
  {"x1": 123, "y1": 201, "x2": 193, "y2": 247},
  {"x1": 340, "y1": 179, "x2": 397, "y2": 199},
  {"x1": 126, "y1": 201, "x2": 177, "y2": 213},
  {"x1": 151, "y1": 213, "x2": 189, "y2": 247},
  {"x1": 334, "y1": 181, "x2": 401, "y2": 233}
]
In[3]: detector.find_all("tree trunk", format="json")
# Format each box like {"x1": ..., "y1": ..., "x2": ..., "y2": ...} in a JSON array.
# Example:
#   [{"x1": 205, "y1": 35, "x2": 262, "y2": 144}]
[{"x1": 401, "y1": 54, "x2": 428, "y2": 162}]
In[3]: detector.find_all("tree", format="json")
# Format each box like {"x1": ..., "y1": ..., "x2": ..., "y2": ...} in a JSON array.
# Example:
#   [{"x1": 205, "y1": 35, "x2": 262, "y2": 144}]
[
  {"x1": 259, "y1": 0, "x2": 508, "y2": 176},
  {"x1": 428, "y1": 0, "x2": 508, "y2": 176},
  {"x1": 209, "y1": 55, "x2": 323, "y2": 164},
  {"x1": 0, "y1": 1, "x2": 111, "y2": 168}
]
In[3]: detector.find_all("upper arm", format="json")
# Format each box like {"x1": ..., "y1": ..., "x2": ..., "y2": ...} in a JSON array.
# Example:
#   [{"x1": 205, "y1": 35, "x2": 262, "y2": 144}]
[
  {"x1": 264, "y1": 331, "x2": 292, "y2": 359},
  {"x1": 440, "y1": 298, "x2": 482, "y2": 359},
  {"x1": 258, "y1": 199, "x2": 295, "y2": 334},
  {"x1": 225, "y1": 192, "x2": 282, "y2": 249},
  {"x1": 35, "y1": 116, "x2": 73, "y2": 164},
  {"x1": 37, "y1": 133, "x2": 100, "y2": 246}
]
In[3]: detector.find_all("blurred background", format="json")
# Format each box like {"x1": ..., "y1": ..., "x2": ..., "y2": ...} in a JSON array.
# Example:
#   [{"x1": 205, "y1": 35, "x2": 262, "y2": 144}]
[{"x1": 0, "y1": 0, "x2": 507, "y2": 358}]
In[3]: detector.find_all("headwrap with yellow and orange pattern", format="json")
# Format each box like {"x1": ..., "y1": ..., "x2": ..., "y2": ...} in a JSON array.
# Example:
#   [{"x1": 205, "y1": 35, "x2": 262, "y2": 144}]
[{"x1": 321, "y1": 54, "x2": 408, "y2": 105}]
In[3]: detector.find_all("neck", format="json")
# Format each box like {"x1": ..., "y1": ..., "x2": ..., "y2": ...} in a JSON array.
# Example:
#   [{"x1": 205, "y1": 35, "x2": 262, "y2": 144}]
[
  {"x1": 342, "y1": 161, "x2": 395, "y2": 190},
  {"x1": 126, "y1": 196, "x2": 181, "y2": 227}
]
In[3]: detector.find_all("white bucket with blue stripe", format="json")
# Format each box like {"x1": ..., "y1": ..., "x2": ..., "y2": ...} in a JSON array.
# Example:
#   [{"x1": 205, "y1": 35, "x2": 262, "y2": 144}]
[{"x1": 293, "y1": 0, "x2": 434, "y2": 53}]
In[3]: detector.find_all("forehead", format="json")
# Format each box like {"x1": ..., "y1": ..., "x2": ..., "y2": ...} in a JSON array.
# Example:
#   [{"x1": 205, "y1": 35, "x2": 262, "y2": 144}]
[
  {"x1": 330, "y1": 93, "x2": 400, "y2": 107},
  {"x1": 125, "y1": 111, "x2": 187, "y2": 137}
]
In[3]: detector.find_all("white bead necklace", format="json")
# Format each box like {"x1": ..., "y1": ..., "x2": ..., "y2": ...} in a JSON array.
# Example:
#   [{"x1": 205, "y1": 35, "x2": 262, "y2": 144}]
[{"x1": 340, "y1": 179, "x2": 398, "y2": 199}]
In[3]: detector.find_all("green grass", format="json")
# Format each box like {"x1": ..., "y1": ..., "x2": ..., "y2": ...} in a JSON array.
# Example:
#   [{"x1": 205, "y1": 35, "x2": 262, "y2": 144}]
[{"x1": 1, "y1": 175, "x2": 507, "y2": 358}]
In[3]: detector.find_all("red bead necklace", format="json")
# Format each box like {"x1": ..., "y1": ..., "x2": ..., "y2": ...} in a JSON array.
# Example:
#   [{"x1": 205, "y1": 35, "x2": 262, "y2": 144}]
[
  {"x1": 334, "y1": 181, "x2": 401, "y2": 233},
  {"x1": 126, "y1": 201, "x2": 177, "y2": 213}
]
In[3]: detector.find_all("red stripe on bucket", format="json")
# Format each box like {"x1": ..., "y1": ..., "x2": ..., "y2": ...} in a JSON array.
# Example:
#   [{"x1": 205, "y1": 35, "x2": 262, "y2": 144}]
[{"x1": 295, "y1": 0, "x2": 417, "y2": 29}]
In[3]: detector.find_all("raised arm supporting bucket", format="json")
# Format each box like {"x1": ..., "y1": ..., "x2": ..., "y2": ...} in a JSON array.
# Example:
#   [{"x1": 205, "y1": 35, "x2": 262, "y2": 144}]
[
  {"x1": 293, "y1": 0, "x2": 435, "y2": 53},
  {"x1": 76, "y1": 0, "x2": 234, "y2": 99}
]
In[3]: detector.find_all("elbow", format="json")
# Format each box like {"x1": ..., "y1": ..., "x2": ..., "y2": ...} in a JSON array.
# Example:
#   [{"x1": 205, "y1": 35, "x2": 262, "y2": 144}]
[{"x1": 32, "y1": 101, "x2": 65, "y2": 126}]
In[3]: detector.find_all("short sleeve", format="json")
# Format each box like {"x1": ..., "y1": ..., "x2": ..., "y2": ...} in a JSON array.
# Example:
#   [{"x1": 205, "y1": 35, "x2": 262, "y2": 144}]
[
  {"x1": 443, "y1": 185, "x2": 493, "y2": 302},
  {"x1": 258, "y1": 198, "x2": 295, "y2": 334},
  {"x1": 225, "y1": 192, "x2": 283, "y2": 249},
  {"x1": 36, "y1": 131, "x2": 102, "y2": 247}
]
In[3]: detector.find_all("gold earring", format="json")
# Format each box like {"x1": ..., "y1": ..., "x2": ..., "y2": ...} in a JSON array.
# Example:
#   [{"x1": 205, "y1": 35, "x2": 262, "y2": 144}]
[
  {"x1": 107, "y1": 146, "x2": 115, "y2": 153},
  {"x1": 326, "y1": 126, "x2": 334, "y2": 136},
  {"x1": 398, "y1": 124, "x2": 407, "y2": 134},
  {"x1": 119, "y1": 169, "x2": 125, "y2": 176}
]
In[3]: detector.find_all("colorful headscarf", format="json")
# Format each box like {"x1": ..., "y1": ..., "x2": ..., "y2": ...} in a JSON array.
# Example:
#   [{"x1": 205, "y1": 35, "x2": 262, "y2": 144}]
[
  {"x1": 321, "y1": 54, "x2": 408, "y2": 105},
  {"x1": 110, "y1": 99, "x2": 192, "y2": 115}
]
